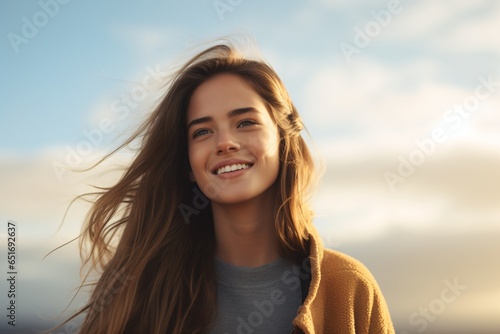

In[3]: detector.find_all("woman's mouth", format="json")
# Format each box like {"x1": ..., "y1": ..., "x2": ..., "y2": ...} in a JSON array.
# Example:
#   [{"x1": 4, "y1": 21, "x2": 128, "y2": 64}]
[{"x1": 215, "y1": 163, "x2": 252, "y2": 175}]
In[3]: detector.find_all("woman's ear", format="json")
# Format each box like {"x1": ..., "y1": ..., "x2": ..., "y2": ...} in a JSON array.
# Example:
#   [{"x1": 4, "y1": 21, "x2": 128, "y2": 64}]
[{"x1": 189, "y1": 171, "x2": 196, "y2": 183}]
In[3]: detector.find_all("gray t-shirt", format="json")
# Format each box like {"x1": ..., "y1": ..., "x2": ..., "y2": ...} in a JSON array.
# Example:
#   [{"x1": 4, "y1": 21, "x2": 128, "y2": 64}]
[{"x1": 208, "y1": 256, "x2": 303, "y2": 334}]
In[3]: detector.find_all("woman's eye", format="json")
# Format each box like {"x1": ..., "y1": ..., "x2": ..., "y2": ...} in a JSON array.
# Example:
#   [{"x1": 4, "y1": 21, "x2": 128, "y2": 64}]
[
  {"x1": 193, "y1": 129, "x2": 209, "y2": 138},
  {"x1": 238, "y1": 120, "x2": 257, "y2": 128}
]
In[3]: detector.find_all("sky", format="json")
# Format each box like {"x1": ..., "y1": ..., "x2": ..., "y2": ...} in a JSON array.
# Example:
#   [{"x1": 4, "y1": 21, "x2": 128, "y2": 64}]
[{"x1": 1, "y1": 0, "x2": 500, "y2": 333}]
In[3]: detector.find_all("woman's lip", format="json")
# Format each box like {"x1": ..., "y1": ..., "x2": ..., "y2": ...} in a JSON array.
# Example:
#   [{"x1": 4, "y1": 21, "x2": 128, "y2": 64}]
[{"x1": 214, "y1": 165, "x2": 252, "y2": 178}]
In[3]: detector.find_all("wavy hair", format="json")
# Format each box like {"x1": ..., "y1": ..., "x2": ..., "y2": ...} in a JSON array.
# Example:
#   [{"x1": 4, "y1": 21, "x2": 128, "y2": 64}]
[{"x1": 60, "y1": 42, "x2": 320, "y2": 334}]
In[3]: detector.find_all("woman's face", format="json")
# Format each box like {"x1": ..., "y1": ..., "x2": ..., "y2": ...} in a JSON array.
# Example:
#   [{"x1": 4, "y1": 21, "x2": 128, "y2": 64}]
[{"x1": 186, "y1": 73, "x2": 280, "y2": 205}]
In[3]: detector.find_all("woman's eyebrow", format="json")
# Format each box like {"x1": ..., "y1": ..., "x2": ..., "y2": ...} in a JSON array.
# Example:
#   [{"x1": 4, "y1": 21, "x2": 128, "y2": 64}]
[{"x1": 186, "y1": 107, "x2": 259, "y2": 130}]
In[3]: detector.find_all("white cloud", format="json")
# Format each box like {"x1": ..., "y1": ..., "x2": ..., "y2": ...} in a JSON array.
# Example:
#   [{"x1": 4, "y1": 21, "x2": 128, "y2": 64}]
[
  {"x1": 317, "y1": 0, "x2": 386, "y2": 10},
  {"x1": 86, "y1": 99, "x2": 123, "y2": 126},
  {"x1": 383, "y1": 1, "x2": 455, "y2": 40},
  {"x1": 303, "y1": 58, "x2": 462, "y2": 132},
  {"x1": 0, "y1": 150, "x2": 129, "y2": 236},
  {"x1": 301, "y1": 55, "x2": 500, "y2": 165},
  {"x1": 433, "y1": 5, "x2": 500, "y2": 55},
  {"x1": 380, "y1": 0, "x2": 500, "y2": 55}
]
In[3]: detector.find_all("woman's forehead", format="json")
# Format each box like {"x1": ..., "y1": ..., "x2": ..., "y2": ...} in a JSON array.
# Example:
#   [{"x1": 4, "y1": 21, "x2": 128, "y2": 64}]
[{"x1": 186, "y1": 74, "x2": 267, "y2": 122}]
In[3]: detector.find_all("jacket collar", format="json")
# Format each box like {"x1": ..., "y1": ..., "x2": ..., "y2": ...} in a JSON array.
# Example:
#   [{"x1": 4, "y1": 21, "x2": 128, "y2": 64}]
[{"x1": 292, "y1": 228, "x2": 324, "y2": 332}]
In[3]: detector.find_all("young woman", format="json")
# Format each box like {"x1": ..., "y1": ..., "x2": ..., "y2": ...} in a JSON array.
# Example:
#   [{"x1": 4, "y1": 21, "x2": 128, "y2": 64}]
[{"x1": 65, "y1": 42, "x2": 395, "y2": 333}]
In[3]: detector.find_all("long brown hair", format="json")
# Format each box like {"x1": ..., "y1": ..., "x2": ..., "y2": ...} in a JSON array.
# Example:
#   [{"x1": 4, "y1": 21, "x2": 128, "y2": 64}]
[{"x1": 62, "y1": 41, "x2": 319, "y2": 333}]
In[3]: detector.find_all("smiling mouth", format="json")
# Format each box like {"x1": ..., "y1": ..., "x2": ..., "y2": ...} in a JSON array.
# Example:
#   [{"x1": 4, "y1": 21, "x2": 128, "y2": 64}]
[{"x1": 214, "y1": 163, "x2": 253, "y2": 175}]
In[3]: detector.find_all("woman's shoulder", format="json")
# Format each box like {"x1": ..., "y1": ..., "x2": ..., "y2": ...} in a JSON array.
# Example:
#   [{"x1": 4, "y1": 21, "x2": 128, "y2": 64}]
[
  {"x1": 306, "y1": 248, "x2": 395, "y2": 333},
  {"x1": 319, "y1": 248, "x2": 380, "y2": 286}
]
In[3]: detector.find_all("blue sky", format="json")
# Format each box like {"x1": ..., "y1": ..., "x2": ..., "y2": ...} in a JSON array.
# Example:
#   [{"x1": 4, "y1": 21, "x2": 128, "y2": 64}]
[
  {"x1": 1, "y1": 0, "x2": 500, "y2": 332},
  {"x1": 3, "y1": 0, "x2": 497, "y2": 154},
  {"x1": 2, "y1": 0, "x2": 346, "y2": 152}
]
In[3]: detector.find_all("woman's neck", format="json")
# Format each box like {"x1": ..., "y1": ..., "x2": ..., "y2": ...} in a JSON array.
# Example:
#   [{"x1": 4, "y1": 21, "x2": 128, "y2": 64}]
[{"x1": 211, "y1": 186, "x2": 280, "y2": 268}]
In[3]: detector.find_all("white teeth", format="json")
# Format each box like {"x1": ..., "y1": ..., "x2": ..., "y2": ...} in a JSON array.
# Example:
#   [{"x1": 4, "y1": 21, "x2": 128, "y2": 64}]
[{"x1": 216, "y1": 163, "x2": 250, "y2": 175}]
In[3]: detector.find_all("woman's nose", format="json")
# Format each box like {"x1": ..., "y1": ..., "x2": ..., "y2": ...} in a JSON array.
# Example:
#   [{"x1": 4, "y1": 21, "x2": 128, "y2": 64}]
[{"x1": 216, "y1": 130, "x2": 239, "y2": 154}]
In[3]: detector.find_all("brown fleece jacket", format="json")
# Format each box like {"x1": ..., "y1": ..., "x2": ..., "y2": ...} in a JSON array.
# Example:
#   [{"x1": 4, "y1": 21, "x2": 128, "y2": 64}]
[{"x1": 291, "y1": 230, "x2": 395, "y2": 334}]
